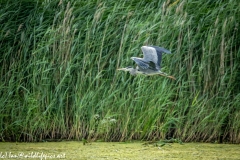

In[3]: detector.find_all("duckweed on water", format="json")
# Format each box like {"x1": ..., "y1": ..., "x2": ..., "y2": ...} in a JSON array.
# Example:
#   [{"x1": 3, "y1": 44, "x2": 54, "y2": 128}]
[{"x1": 0, "y1": 142, "x2": 240, "y2": 160}]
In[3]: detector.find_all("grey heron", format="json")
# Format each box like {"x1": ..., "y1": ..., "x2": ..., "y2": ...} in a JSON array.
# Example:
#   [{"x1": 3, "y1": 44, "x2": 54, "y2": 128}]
[{"x1": 118, "y1": 46, "x2": 176, "y2": 80}]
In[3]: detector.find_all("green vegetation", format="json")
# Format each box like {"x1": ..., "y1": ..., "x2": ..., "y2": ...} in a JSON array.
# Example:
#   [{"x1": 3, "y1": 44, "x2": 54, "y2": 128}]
[
  {"x1": 1, "y1": 141, "x2": 240, "y2": 160},
  {"x1": 0, "y1": 0, "x2": 239, "y2": 142}
]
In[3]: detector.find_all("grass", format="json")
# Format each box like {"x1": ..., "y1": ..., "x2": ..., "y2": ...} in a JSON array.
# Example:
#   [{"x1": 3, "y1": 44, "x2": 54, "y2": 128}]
[
  {"x1": 1, "y1": 141, "x2": 240, "y2": 160},
  {"x1": 0, "y1": 0, "x2": 240, "y2": 143}
]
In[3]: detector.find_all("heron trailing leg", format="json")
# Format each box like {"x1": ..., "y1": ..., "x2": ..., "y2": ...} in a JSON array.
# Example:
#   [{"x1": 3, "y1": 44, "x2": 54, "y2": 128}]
[{"x1": 158, "y1": 71, "x2": 176, "y2": 80}]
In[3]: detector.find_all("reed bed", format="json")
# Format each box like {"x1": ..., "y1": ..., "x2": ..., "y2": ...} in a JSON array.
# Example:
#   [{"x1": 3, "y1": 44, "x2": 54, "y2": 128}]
[{"x1": 0, "y1": 0, "x2": 239, "y2": 143}]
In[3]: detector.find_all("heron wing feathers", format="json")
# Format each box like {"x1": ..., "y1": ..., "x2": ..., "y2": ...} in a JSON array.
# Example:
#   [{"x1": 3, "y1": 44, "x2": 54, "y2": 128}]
[
  {"x1": 131, "y1": 58, "x2": 149, "y2": 69},
  {"x1": 131, "y1": 57, "x2": 158, "y2": 71},
  {"x1": 141, "y1": 47, "x2": 158, "y2": 65},
  {"x1": 148, "y1": 61, "x2": 159, "y2": 71},
  {"x1": 130, "y1": 46, "x2": 171, "y2": 72},
  {"x1": 141, "y1": 46, "x2": 171, "y2": 69},
  {"x1": 150, "y1": 46, "x2": 171, "y2": 54}
]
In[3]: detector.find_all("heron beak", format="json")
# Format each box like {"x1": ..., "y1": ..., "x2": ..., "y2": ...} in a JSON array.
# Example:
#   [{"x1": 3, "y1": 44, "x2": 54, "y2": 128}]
[{"x1": 117, "y1": 68, "x2": 125, "y2": 71}]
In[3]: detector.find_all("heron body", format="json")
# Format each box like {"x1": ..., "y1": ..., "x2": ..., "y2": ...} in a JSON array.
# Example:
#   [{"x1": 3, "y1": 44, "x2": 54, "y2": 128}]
[{"x1": 118, "y1": 46, "x2": 176, "y2": 80}]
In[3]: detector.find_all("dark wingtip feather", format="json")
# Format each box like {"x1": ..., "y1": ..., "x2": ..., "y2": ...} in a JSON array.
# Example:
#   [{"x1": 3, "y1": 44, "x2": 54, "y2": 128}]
[{"x1": 150, "y1": 46, "x2": 171, "y2": 54}]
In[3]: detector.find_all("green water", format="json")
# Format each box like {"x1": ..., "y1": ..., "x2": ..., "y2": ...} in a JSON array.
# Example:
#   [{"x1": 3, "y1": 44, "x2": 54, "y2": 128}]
[{"x1": 0, "y1": 141, "x2": 239, "y2": 160}]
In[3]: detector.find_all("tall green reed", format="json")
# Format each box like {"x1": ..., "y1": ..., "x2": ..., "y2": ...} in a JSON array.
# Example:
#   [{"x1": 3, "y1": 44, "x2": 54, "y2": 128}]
[{"x1": 0, "y1": 0, "x2": 239, "y2": 142}]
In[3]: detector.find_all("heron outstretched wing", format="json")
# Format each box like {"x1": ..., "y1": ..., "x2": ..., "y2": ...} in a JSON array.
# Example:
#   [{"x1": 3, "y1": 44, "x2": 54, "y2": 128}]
[
  {"x1": 131, "y1": 57, "x2": 158, "y2": 71},
  {"x1": 131, "y1": 57, "x2": 149, "y2": 69},
  {"x1": 141, "y1": 46, "x2": 171, "y2": 69}
]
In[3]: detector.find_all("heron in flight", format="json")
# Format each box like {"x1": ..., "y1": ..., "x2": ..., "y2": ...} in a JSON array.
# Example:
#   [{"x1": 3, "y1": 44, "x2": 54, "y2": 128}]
[{"x1": 118, "y1": 46, "x2": 176, "y2": 80}]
